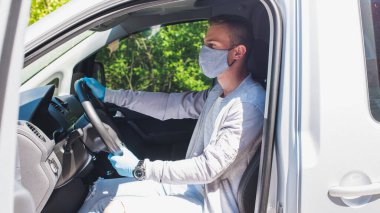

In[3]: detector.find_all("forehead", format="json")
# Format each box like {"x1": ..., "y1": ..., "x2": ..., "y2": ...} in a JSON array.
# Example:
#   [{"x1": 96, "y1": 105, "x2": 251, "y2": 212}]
[{"x1": 204, "y1": 24, "x2": 232, "y2": 44}]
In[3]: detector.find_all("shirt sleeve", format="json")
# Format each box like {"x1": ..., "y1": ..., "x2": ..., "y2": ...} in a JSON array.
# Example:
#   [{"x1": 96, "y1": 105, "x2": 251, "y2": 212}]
[
  {"x1": 144, "y1": 102, "x2": 264, "y2": 184},
  {"x1": 104, "y1": 88, "x2": 210, "y2": 120}
]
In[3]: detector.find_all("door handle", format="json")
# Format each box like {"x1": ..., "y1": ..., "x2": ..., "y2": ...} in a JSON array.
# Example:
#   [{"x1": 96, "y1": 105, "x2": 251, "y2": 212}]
[{"x1": 328, "y1": 182, "x2": 380, "y2": 198}]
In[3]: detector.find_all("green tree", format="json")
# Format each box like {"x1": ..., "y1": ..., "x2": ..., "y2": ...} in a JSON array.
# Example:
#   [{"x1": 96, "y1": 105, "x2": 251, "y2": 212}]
[
  {"x1": 96, "y1": 21, "x2": 212, "y2": 92},
  {"x1": 29, "y1": 0, "x2": 210, "y2": 92},
  {"x1": 29, "y1": 0, "x2": 70, "y2": 25}
]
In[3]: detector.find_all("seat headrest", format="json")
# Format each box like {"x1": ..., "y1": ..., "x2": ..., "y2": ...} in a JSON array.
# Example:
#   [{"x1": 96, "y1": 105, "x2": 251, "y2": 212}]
[{"x1": 248, "y1": 39, "x2": 269, "y2": 88}]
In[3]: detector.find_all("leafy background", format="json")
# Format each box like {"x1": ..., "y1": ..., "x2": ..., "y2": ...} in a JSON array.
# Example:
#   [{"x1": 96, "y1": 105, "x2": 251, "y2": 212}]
[
  {"x1": 29, "y1": 0, "x2": 210, "y2": 92},
  {"x1": 29, "y1": 0, "x2": 70, "y2": 25}
]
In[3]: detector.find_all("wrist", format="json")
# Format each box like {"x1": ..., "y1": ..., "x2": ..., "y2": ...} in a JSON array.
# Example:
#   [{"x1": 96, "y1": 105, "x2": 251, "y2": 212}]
[
  {"x1": 144, "y1": 159, "x2": 166, "y2": 182},
  {"x1": 103, "y1": 88, "x2": 113, "y2": 103},
  {"x1": 133, "y1": 159, "x2": 146, "y2": 181}
]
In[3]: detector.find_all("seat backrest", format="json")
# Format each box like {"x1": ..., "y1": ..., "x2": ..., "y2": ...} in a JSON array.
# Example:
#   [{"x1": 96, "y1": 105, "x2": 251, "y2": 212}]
[
  {"x1": 237, "y1": 7, "x2": 269, "y2": 211},
  {"x1": 248, "y1": 1, "x2": 270, "y2": 89},
  {"x1": 237, "y1": 144, "x2": 261, "y2": 213}
]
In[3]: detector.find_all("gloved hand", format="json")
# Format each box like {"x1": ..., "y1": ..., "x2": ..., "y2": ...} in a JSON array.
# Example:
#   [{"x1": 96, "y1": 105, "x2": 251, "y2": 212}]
[
  {"x1": 81, "y1": 77, "x2": 106, "y2": 101},
  {"x1": 108, "y1": 147, "x2": 139, "y2": 177}
]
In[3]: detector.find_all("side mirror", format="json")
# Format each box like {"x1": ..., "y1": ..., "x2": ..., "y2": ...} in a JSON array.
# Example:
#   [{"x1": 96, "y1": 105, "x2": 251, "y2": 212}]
[{"x1": 71, "y1": 56, "x2": 106, "y2": 94}]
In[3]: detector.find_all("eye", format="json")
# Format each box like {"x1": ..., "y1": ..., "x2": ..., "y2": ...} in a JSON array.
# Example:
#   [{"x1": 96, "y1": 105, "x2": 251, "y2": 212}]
[{"x1": 207, "y1": 43, "x2": 215, "y2": 49}]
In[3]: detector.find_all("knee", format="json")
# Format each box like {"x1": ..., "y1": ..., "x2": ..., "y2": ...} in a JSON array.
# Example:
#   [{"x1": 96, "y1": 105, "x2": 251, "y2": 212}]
[{"x1": 104, "y1": 200, "x2": 126, "y2": 213}]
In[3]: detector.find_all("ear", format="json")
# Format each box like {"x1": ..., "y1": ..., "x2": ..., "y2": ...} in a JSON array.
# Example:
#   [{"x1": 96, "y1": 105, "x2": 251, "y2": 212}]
[{"x1": 232, "y1": 44, "x2": 247, "y2": 60}]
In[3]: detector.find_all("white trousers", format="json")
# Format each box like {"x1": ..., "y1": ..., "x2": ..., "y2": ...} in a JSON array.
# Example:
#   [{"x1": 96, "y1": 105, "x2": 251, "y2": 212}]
[{"x1": 78, "y1": 177, "x2": 204, "y2": 213}]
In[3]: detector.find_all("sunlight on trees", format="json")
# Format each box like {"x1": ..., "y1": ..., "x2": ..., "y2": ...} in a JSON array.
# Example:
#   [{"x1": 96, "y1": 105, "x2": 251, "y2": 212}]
[
  {"x1": 29, "y1": 0, "x2": 70, "y2": 25},
  {"x1": 29, "y1": 0, "x2": 210, "y2": 92}
]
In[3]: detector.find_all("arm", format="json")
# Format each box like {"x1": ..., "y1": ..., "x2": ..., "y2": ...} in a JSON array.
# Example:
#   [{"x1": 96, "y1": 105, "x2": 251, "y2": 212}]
[
  {"x1": 144, "y1": 102, "x2": 264, "y2": 184},
  {"x1": 104, "y1": 89, "x2": 210, "y2": 120}
]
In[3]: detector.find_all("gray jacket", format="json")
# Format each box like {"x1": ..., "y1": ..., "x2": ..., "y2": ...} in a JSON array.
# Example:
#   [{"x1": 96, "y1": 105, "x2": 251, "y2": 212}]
[{"x1": 104, "y1": 75, "x2": 265, "y2": 212}]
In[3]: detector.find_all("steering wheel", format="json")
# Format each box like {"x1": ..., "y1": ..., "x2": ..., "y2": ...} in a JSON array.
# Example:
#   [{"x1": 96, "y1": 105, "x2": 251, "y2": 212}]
[{"x1": 74, "y1": 80, "x2": 123, "y2": 155}]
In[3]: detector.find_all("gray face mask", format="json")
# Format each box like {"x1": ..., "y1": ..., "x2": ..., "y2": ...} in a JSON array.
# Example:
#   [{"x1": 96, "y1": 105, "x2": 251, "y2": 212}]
[{"x1": 199, "y1": 45, "x2": 236, "y2": 78}]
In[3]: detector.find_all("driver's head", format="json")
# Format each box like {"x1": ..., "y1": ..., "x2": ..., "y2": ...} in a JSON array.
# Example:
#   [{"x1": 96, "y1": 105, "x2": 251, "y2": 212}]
[
  {"x1": 200, "y1": 15, "x2": 254, "y2": 78},
  {"x1": 205, "y1": 15, "x2": 253, "y2": 64}
]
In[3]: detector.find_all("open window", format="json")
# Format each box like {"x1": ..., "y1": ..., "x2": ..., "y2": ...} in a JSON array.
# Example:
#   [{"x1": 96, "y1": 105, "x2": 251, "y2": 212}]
[
  {"x1": 20, "y1": 0, "x2": 282, "y2": 212},
  {"x1": 90, "y1": 21, "x2": 211, "y2": 93}
]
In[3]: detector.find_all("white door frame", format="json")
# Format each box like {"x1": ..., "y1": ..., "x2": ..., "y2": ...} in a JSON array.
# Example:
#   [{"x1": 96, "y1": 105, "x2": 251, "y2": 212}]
[{"x1": 0, "y1": 0, "x2": 31, "y2": 212}]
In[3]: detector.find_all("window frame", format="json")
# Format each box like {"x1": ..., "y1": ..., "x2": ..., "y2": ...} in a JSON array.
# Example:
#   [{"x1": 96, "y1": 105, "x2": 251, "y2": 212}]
[
  {"x1": 254, "y1": 0, "x2": 283, "y2": 212},
  {"x1": 359, "y1": 0, "x2": 380, "y2": 122}
]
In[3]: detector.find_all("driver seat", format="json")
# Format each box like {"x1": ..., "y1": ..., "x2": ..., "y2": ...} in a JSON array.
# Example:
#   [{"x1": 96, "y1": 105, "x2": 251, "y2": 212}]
[{"x1": 237, "y1": 144, "x2": 261, "y2": 213}]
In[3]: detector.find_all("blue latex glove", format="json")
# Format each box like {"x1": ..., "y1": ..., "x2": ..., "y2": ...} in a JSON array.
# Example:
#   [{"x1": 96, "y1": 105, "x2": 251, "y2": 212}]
[
  {"x1": 81, "y1": 77, "x2": 106, "y2": 101},
  {"x1": 108, "y1": 147, "x2": 139, "y2": 177}
]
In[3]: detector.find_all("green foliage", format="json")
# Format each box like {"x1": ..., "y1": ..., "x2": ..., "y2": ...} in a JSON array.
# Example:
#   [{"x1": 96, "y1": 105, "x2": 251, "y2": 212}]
[
  {"x1": 29, "y1": 0, "x2": 210, "y2": 92},
  {"x1": 96, "y1": 21, "x2": 212, "y2": 92},
  {"x1": 29, "y1": 0, "x2": 70, "y2": 25}
]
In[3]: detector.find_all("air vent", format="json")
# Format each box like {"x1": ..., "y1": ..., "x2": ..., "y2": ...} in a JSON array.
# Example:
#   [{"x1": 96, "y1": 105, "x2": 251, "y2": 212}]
[
  {"x1": 51, "y1": 101, "x2": 65, "y2": 114},
  {"x1": 26, "y1": 122, "x2": 46, "y2": 142}
]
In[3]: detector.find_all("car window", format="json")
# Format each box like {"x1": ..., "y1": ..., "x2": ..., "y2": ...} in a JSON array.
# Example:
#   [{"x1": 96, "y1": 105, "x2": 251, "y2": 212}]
[
  {"x1": 360, "y1": 0, "x2": 380, "y2": 121},
  {"x1": 95, "y1": 21, "x2": 212, "y2": 93}
]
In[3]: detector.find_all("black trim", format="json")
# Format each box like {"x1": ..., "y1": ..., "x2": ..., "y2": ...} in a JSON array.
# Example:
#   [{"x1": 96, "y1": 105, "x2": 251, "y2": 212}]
[
  {"x1": 254, "y1": 0, "x2": 283, "y2": 213},
  {"x1": 193, "y1": 0, "x2": 231, "y2": 7}
]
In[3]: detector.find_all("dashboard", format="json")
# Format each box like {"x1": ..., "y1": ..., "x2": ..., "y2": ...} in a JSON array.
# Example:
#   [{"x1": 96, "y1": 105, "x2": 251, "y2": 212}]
[
  {"x1": 18, "y1": 85, "x2": 93, "y2": 212},
  {"x1": 19, "y1": 85, "x2": 84, "y2": 140}
]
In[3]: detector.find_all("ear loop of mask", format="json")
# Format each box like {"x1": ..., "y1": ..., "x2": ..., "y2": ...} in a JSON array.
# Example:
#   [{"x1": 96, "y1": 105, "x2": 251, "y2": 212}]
[
  {"x1": 227, "y1": 46, "x2": 237, "y2": 67},
  {"x1": 228, "y1": 59, "x2": 236, "y2": 66}
]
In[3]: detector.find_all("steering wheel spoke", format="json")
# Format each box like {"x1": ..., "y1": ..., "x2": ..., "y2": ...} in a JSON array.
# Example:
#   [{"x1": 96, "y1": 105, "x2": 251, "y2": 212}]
[{"x1": 75, "y1": 80, "x2": 124, "y2": 155}]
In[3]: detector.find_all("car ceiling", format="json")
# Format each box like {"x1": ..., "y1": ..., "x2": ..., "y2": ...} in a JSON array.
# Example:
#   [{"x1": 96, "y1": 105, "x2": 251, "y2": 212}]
[{"x1": 91, "y1": 0, "x2": 267, "y2": 43}]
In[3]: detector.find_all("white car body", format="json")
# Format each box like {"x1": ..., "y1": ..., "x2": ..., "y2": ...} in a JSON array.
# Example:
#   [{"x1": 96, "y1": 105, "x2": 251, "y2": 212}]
[
  {"x1": 0, "y1": 0, "x2": 33, "y2": 212},
  {"x1": 1, "y1": 0, "x2": 379, "y2": 212}
]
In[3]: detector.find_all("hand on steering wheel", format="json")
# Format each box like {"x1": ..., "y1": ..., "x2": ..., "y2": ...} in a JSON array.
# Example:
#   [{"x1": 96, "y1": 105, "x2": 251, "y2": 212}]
[
  {"x1": 108, "y1": 147, "x2": 139, "y2": 177},
  {"x1": 75, "y1": 78, "x2": 123, "y2": 155},
  {"x1": 82, "y1": 77, "x2": 106, "y2": 101}
]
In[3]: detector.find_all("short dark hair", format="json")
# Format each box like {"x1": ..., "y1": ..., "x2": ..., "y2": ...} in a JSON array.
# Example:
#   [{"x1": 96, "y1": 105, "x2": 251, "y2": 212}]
[{"x1": 208, "y1": 15, "x2": 254, "y2": 53}]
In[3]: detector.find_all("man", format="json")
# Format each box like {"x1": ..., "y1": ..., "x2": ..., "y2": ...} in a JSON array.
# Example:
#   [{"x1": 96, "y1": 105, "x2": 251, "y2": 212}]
[{"x1": 79, "y1": 15, "x2": 265, "y2": 213}]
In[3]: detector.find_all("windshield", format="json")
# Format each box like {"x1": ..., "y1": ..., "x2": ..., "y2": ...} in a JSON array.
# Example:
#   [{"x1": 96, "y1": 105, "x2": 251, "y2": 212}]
[{"x1": 21, "y1": 31, "x2": 94, "y2": 85}]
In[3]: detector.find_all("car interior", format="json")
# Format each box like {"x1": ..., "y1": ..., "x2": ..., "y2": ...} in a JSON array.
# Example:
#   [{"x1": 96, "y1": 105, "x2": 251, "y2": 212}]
[{"x1": 17, "y1": 0, "x2": 270, "y2": 212}]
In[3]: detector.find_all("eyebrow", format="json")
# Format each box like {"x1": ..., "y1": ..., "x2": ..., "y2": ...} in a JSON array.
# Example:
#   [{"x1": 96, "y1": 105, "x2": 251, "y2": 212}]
[{"x1": 204, "y1": 39, "x2": 217, "y2": 44}]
